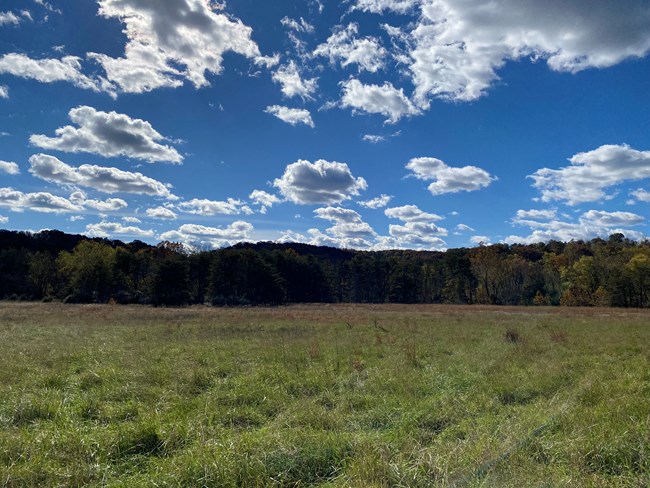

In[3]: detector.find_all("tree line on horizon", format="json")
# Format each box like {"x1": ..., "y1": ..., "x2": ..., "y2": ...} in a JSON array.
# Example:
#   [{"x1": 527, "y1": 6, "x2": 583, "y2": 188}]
[{"x1": 0, "y1": 229, "x2": 649, "y2": 308}]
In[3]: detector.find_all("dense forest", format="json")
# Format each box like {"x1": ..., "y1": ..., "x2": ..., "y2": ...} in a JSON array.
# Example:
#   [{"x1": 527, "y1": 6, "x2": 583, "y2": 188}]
[{"x1": 1, "y1": 229, "x2": 649, "y2": 307}]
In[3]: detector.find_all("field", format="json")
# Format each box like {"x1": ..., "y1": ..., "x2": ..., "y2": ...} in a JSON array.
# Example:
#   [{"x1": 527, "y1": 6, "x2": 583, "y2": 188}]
[{"x1": 0, "y1": 303, "x2": 648, "y2": 487}]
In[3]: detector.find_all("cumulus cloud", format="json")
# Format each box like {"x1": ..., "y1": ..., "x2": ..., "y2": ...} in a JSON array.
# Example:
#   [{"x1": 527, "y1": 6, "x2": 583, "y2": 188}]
[
  {"x1": 249, "y1": 190, "x2": 282, "y2": 214},
  {"x1": 0, "y1": 53, "x2": 109, "y2": 93},
  {"x1": 506, "y1": 209, "x2": 646, "y2": 244},
  {"x1": 470, "y1": 236, "x2": 491, "y2": 245},
  {"x1": 0, "y1": 11, "x2": 22, "y2": 25},
  {"x1": 265, "y1": 105, "x2": 314, "y2": 128},
  {"x1": 0, "y1": 187, "x2": 82, "y2": 213},
  {"x1": 408, "y1": 0, "x2": 650, "y2": 105},
  {"x1": 160, "y1": 221, "x2": 254, "y2": 248},
  {"x1": 529, "y1": 144, "x2": 650, "y2": 205},
  {"x1": 178, "y1": 198, "x2": 253, "y2": 216},
  {"x1": 340, "y1": 79, "x2": 419, "y2": 123},
  {"x1": 314, "y1": 23, "x2": 387, "y2": 73},
  {"x1": 0, "y1": 215, "x2": 7, "y2": 224},
  {"x1": 0, "y1": 85, "x2": 8, "y2": 98},
  {"x1": 274, "y1": 159, "x2": 367, "y2": 205},
  {"x1": 272, "y1": 61, "x2": 318, "y2": 100},
  {"x1": 1, "y1": 9, "x2": 32, "y2": 25},
  {"x1": 358, "y1": 194, "x2": 392, "y2": 208},
  {"x1": 86, "y1": 221, "x2": 154, "y2": 238},
  {"x1": 122, "y1": 216, "x2": 142, "y2": 223},
  {"x1": 146, "y1": 206, "x2": 177, "y2": 220},
  {"x1": 455, "y1": 224, "x2": 475, "y2": 232},
  {"x1": 362, "y1": 135, "x2": 385, "y2": 143},
  {"x1": 630, "y1": 188, "x2": 650, "y2": 203},
  {"x1": 28, "y1": 154, "x2": 175, "y2": 199},
  {"x1": 313, "y1": 207, "x2": 376, "y2": 240},
  {"x1": 385, "y1": 204, "x2": 443, "y2": 222},
  {"x1": 0, "y1": 161, "x2": 19, "y2": 175},
  {"x1": 406, "y1": 157, "x2": 496, "y2": 195},
  {"x1": 514, "y1": 209, "x2": 557, "y2": 221},
  {"x1": 376, "y1": 221, "x2": 447, "y2": 250},
  {"x1": 89, "y1": 0, "x2": 263, "y2": 94},
  {"x1": 70, "y1": 191, "x2": 128, "y2": 212},
  {"x1": 307, "y1": 228, "x2": 374, "y2": 249},
  {"x1": 30, "y1": 106, "x2": 183, "y2": 163}
]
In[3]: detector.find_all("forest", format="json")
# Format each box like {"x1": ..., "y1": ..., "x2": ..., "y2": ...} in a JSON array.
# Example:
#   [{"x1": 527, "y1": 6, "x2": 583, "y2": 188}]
[{"x1": 1, "y1": 229, "x2": 649, "y2": 308}]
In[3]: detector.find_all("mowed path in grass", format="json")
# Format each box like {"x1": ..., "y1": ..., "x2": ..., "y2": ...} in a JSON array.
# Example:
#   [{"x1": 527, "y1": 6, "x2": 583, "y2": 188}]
[{"x1": 0, "y1": 303, "x2": 648, "y2": 487}]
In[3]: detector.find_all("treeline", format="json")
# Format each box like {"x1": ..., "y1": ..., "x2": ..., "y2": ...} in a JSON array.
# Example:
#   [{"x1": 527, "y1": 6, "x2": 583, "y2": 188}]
[{"x1": 1, "y1": 229, "x2": 649, "y2": 307}]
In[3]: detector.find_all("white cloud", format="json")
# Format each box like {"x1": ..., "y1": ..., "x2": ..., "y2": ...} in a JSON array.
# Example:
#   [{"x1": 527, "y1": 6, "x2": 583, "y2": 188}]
[
  {"x1": 385, "y1": 204, "x2": 443, "y2": 222},
  {"x1": 406, "y1": 157, "x2": 496, "y2": 195},
  {"x1": 409, "y1": 0, "x2": 650, "y2": 105},
  {"x1": 0, "y1": 54, "x2": 109, "y2": 93},
  {"x1": 630, "y1": 188, "x2": 650, "y2": 202},
  {"x1": 515, "y1": 209, "x2": 557, "y2": 221},
  {"x1": 281, "y1": 16, "x2": 314, "y2": 33},
  {"x1": 362, "y1": 134, "x2": 385, "y2": 143},
  {"x1": 30, "y1": 106, "x2": 183, "y2": 163},
  {"x1": 352, "y1": 0, "x2": 419, "y2": 13},
  {"x1": 86, "y1": 221, "x2": 154, "y2": 238},
  {"x1": 178, "y1": 198, "x2": 253, "y2": 216},
  {"x1": 272, "y1": 61, "x2": 318, "y2": 100},
  {"x1": 0, "y1": 11, "x2": 22, "y2": 26},
  {"x1": 307, "y1": 228, "x2": 374, "y2": 249},
  {"x1": 314, "y1": 23, "x2": 387, "y2": 73},
  {"x1": 0, "y1": 161, "x2": 19, "y2": 175},
  {"x1": 274, "y1": 159, "x2": 367, "y2": 205},
  {"x1": 506, "y1": 209, "x2": 645, "y2": 244},
  {"x1": 0, "y1": 215, "x2": 8, "y2": 224},
  {"x1": 390, "y1": 221, "x2": 447, "y2": 238},
  {"x1": 29, "y1": 154, "x2": 175, "y2": 199},
  {"x1": 90, "y1": 0, "x2": 262, "y2": 94},
  {"x1": 265, "y1": 105, "x2": 315, "y2": 128},
  {"x1": 373, "y1": 224, "x2": 447, "y2": 250},
  {"x1": 362, "y1": 130, "x2": 402, "y2": 144},
  {"x1": 146, "y1": 206, "x2": 177, "y2": 220},
  {"x1": 340, "y1": 79, "x2": 419, "y2": 124},
  {"x1": 306, "y1": 207, "x2": 378, "y2": 248},
  {"x1": 455, "y1": 224, "x2": 475, "y2": 232},
  {"x1": 122, "y1": 216, "x2": 142, "y2": 223},
  {"x1": 160, "y1": 221, "x2": 254, "y2": 248},
  {"x1": 70, "y1": 191, "x2": 128, "y2": 212},
  {"x1": 0, "y1": 187, "x2": 82, "y2": 213},
  {"x1": 0, "y1": 85, "x2": 8, "y2": 98},
  {"x1": 358, "y1": 194, "x2": 392, "y2": 208},
  {"x1": 249, "y1": 190, "x2": 282, "y2": 214},
  {"x1": 314, "y1": 207, "x2": 377, "y2": 240},
  {"x1": 34, "y1": 0, "x2": 61, "y2": 15},
  {"x1": 581, "y1": 210, "x2": 644, "y2": 227},
  {"x1": 529, "y1": 144, "x2": 650, "y2": 205},
  {"x1": 470, "y1": 235, "x2": 491, "y2": 245}
]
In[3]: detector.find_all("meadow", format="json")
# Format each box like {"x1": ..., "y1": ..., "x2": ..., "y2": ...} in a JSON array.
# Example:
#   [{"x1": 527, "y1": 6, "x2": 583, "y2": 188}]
[{"x1": 0, "y1": 303, "x2": 648, "y2": 487}]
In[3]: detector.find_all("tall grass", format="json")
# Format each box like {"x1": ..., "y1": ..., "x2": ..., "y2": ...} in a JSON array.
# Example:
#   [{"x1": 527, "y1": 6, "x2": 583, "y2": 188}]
[{"x1": 0, "y1": 303, "x2": 648, "y2": 486}]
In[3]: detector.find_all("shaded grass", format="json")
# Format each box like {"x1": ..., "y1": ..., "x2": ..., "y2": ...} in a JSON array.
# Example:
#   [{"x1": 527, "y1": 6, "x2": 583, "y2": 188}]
[{"x1": 0, "y1": 303, "x2": 648, "y2": 486}]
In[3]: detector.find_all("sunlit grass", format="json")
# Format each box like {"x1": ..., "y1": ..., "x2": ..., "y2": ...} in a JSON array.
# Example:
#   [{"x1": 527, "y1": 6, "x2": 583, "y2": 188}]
[{"x1": 1, "y1": 303, "x2": 648, "y2": 486}]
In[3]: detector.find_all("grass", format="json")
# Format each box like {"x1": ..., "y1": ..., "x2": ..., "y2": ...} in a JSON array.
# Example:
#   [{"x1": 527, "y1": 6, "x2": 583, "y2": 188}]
[{"x1": 0, "y1": 302, "x2": 648, "y2": 487}]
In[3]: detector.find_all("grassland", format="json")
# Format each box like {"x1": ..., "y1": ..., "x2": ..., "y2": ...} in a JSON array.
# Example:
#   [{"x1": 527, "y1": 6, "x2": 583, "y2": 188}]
[{"x1": 0, "y1": 303, "x2": 648, "y2": 487}]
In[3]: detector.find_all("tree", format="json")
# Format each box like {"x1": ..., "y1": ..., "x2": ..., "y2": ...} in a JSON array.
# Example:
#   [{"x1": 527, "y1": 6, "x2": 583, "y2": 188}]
[
  {"x1": 57, "y1": 241, "x2": 116, "y2": 302},
  {"x1": 150, "y1": 256, "x2": 190, "y2": 306},
  {"x1": 28, "y1": 252, "x2": 56, "y2": 299}
]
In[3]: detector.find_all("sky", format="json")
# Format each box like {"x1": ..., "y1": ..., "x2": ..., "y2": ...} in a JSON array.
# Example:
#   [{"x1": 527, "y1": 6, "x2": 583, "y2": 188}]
[{"x1": 0, "y1": 0, "x2": 649, "y2": 251}]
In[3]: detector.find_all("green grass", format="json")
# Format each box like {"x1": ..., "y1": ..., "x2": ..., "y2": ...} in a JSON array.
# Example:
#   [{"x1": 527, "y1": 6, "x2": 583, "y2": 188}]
[{"x1": 0, "y1": 303, "x2": 648, "y2": 487}]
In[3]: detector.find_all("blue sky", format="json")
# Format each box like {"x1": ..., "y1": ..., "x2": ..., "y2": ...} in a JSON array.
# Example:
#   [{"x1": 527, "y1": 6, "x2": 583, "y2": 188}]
[{"x1": 1, "y1": 0, "x2": 649, "y2": 250}]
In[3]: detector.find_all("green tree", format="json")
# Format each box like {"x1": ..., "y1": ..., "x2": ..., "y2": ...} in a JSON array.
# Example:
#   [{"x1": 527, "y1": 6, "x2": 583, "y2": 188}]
[{"x1": 57, "y1": 241, "x2": 116, "y2": 302}]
